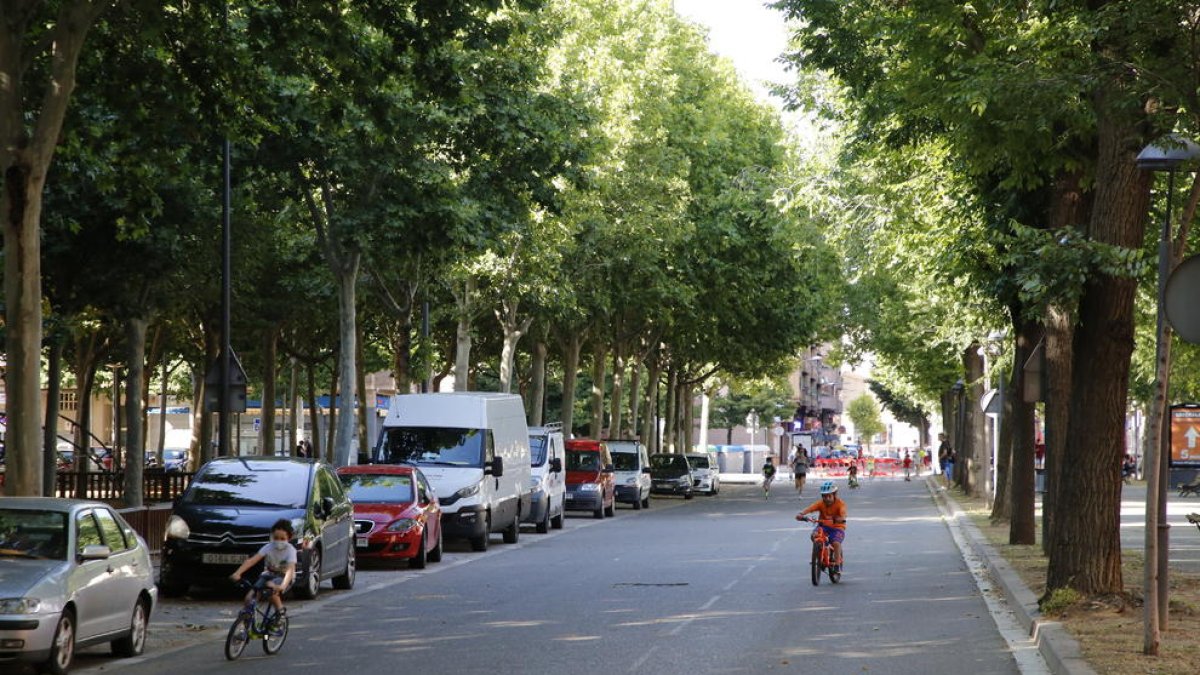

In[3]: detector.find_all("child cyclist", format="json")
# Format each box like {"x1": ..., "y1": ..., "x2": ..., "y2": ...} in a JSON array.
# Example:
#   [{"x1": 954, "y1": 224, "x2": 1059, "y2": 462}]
[
  {"x1": 230, "y1": 518, "x2": 297, "y2": 625},
  {"x1": 796, "y1": 481, "x2": 847, "y2": 569},
  {"x1": 762, "y1": 456, "x2": 777, "y2": 499}
]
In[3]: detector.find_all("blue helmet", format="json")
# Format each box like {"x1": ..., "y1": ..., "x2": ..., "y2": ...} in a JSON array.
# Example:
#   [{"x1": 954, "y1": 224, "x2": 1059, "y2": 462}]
[{"x1": 819, "y1": 481, "x2": 838, "y2": 495}]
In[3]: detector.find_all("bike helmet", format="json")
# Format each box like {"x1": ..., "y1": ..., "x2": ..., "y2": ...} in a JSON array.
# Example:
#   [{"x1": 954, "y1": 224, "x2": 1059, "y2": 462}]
[{"x1": 819, "y1": 481, "x2": 838, "y2": 495}]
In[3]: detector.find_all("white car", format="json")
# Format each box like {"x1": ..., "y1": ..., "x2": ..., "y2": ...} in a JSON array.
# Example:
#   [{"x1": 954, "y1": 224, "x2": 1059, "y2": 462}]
[
  {"x1": 0, "y1": 498, "x2": 157, "y2": 674},
  {"x1": 686, "y1": 453, "x2": 720, "y2": 495},
  {"x1": 524, "y1": 424, "x2": 567, "y2": 532}
]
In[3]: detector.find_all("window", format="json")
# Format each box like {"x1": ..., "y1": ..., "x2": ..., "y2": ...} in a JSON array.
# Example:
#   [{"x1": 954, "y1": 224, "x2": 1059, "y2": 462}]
[
  {"x1": 94, "y1": 508, "x2": 131, "y2": 552},
  {"x1": 59, "y1": 390, "x2": 78, "y2": 412},
  {"x1": 76, "y1": 511, "x2": 103, "y2": 554}
]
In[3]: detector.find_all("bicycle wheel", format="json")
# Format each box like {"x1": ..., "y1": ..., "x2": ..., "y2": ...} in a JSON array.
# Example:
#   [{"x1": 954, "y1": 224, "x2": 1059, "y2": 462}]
[
  {"x1": 224, "y1": 614, "x2": 251, "y2": 661},
  {"x1": 810, "y1": 542, "x2": 821, "y2": 586},
  {"x1": 262, "y1": 612, "x2": 289, "y2": 655},
  {"x1": 829, "y1": 556, "x2": 841, "y2": 584}
]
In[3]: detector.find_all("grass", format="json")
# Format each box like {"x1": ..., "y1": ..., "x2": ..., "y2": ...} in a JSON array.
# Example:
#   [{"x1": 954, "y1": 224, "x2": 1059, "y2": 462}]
[{"x1": 952, "y1": 487, "x2": 1200, "y2": 675}]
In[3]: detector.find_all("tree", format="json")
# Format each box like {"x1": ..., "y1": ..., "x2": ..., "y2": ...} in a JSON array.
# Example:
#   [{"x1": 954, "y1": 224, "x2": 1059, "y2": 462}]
[{"x1": 846, "y1": 394, "x2": 884, "y2": 451}]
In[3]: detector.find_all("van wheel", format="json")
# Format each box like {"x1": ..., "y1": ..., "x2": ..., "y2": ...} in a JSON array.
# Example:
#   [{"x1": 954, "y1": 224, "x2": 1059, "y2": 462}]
[
  {"x1": 642, "y1": 495, "x2": 650, "y2": 509},
  {"x1": 410, "y1": 531, "x2": 428, "y2": 569},
  {"x1": 471, "y1": 515, "x2": 490, "y2": 551},
  {"x1": 536, "y1": 505, "x2": 550, "y2": 534},
  {"x1": 502, "y1": 516, "x2": 519, "y2": 544},
  {"x1": 551, "y1": 500, "x2": 564, "y2": 529}
]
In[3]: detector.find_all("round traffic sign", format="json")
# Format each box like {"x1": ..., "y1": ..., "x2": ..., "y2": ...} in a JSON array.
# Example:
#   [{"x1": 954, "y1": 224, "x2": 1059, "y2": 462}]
[{"x1": 1166, "y1": 254, "x2": 1200, "y2": 343}]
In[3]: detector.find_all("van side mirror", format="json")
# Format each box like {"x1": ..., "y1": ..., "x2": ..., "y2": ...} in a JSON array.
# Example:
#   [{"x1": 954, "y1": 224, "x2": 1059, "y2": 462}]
[
  {"x1": 320, "y1": 496, "x2": 335, "y2": 517},
  {"x1": 550, "y1": 458, "x2": 563, "y2": 473},
  {"x1": 487, "y1": 456, "x2": 504, "y2": 478}
]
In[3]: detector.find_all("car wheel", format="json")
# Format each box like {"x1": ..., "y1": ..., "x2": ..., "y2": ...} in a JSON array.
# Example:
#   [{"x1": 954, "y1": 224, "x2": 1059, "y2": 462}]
[
  {"x1": 410, "y1": 530, "x2": 429, "y2": 569},
  {"x1": 593, "y1": 504, "x2": 604, "y2": 519},
  {"x1": 428, "y1": 526, "x2": 444, "y2": 562},
  {"x1": 111, "y1": 598, "x2": 149, "y2": 657},
  {"x1": 536, "y1": 504, "x2": 550, "y2": 533},
  {"x1": 40, "y1": 610, "x2": 75, "y2": 675},
  {"x1": 333, "y1": 545, "x2": 356, "y2": 589},
  {"x1": 297, "y1": 548, "x2": 322, "y2": 599},
  {"x1": 684, "y1": 490, "x2": 694, "y2": 500},
  {"x1": 471, "y1": 514, "x2": 490, "y2": 552},
  {"x1": 604, "y1": 501, "x2": 615, "y2": 517},
  {"x1": 550, "y1": 500, "x2": 565, "y2": 530},
  {"x1": 502, "y1": 515, "x2": 519, "y2": 543}
]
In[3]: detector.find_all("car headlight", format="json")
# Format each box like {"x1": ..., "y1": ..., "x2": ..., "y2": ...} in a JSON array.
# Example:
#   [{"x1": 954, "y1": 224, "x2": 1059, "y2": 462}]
[
  {"x1": 455, "y1": 482, "x2": 481, "y2": 499},
  {"x1": 578, "y1": 483, "x2": 600, "y2": 491},
  {"x1": 624, "y1": 477, "x2": 638, "y2": 485},
  {"x1": 0, "y1": 598, "x2": 42, "y2": 614},
  {"x1": 386, "y1": 518, "x2": 418, "y2": 533},
  {"x1": 165, "y1": 515, "x2": 190, "y2": 540}
]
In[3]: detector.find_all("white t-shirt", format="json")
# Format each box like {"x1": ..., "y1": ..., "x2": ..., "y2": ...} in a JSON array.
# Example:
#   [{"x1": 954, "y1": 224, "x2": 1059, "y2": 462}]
[{"x1": 256, "y1": 541, "x2": 298, "y2": 575}]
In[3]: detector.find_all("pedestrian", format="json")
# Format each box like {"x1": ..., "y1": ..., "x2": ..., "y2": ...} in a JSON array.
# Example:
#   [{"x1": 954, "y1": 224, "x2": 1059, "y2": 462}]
[
  {"x1": 902, "y1": 450, "x2": 913, "y2": 481},
  {"x1": 915, "y1": 447, "x2": 926, "y2": 475},
  {"x1": 938, "y1": 434, "x2": 954, "y2": 486},
  {"x1": 792, "y1": 447, "x2": 810, "y2": 496},
  {"x1": 865, "y1": 453, "x2": 876, "y2": 480}
]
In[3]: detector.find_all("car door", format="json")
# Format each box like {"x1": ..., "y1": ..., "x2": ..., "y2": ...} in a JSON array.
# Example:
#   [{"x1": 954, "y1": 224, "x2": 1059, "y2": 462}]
[
  {"x1": 316, "y1": 466, "x2": 352, "y2": 575},
  {"x1": 93, "y1": 507, "x2": 144, "y2": 626},
  {"x1": 415, "y1": 473, "x2": 439, "y2": 549},
  {"x1": 70, "y1": 509, "x2": 120, "y2": 638}
]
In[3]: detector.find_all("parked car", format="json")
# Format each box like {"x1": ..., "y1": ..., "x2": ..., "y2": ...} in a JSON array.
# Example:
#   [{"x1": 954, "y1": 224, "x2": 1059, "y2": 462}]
[
  {"x1": 686, "y1": 452, "x2": 720, "y2": 495},
  {"x1": 650, "y1": 453, "x2": 694, "y2": 499},
  {"x1": 161, "y1": 448, "x2": 190, "y2": 472},
  {"x1": 374, "y1": 393, "x2": 532, "y2": 552},
  {"x1": 606, "y1": 439, "x2": 651, "y2": 509},
  {"x1": 523, "y1": 424, "x2": 566, "y2": 532},
  {"x1": 0, "y1": 498, "x2": 158, "y2": 674},
  {"x1": 564, "y1": 439, "x2": 616, "y2": 519},
  {"x1": 337, "y1": 465, "x2": 443, "y2": 569},
  {"x1": 159, "y1": 456, "x2": 355, "y2": 599}
]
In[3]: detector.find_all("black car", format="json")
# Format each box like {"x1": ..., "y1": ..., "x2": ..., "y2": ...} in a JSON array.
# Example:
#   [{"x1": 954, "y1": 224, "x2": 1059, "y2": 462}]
[
  {"x1": 159, "y1": 457, "x2": 355, "y2": 599},
  {"x1": 649, "y1": 453, "x2": 694, "y2": 499}
]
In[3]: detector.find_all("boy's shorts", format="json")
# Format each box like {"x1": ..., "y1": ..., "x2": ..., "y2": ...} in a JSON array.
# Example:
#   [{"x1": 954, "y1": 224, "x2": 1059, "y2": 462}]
[
  {"x1": 814, "y1": 524, "x2": 845, "y2": 544},
  {"x1": 253, "y1": 572, "x2": 288, "y2": 594}
]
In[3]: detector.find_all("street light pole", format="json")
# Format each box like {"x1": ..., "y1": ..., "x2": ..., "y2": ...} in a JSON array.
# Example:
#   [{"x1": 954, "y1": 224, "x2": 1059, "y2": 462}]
[
  {"x1": 1136, "y1": 133, "x2": 1200, "y2": 654},
  {"x1": 218, "y1": 0, "x2": 233, "y2": 459}
]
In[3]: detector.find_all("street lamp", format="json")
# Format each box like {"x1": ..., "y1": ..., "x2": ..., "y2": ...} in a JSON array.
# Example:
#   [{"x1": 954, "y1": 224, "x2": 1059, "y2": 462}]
[{"x1": 1136, "y1": 133, "x2": 1200, "y2": 651}]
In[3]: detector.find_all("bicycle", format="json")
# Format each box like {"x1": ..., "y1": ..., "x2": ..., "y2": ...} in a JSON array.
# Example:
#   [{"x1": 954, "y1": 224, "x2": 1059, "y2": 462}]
[
  {"x1": 803, "y1": 515, "x2": 841, "y2": 585},
  {"x1": 225, "y1": 580, "x2": 289, "y2": 660},
  {"x1": 763, "y1": 472, "x2": 775, "y2": 499}
]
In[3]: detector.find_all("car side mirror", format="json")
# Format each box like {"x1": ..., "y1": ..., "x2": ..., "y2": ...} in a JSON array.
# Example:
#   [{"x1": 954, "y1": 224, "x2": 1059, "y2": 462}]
[
  {"x1": 550, "y1": 458, "x2": 563, "y2": 473},
  {"x1": 488, "y1": 456, "x2": 504, "y2": 478},
  {"x1": 79, "y1": 544, "x2": 111, "y2": 561},
  {"x1": 320, "y1": 496, "x2": 335, "y2": 517}
]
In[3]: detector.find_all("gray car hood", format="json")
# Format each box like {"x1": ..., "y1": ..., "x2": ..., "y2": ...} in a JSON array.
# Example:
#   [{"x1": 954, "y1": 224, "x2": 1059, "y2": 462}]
[{"x1": 0, "y1": 557, "x2": 69, "y2": 596}]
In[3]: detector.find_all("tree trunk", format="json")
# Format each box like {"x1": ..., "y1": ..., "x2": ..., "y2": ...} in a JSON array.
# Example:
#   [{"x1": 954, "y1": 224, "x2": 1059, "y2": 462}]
[
  {"x1": 288, "y1": 359, "x2": 299, "y2": 455},
  {"x1": 561, "y1": 335, "x2": 583, "y2": 436},
  {"x1": 197, "y1": 328, "x2": 219, "y2": 467},
  {"x1": 454, "y1": 279, "x2": 475, "y2": 390},
  {"x1": 327, "y1": 354, "x2": 341, "y2": 464},
  {"x1": 991, "y1": 357, "x2": 1014, "y2": 522},
  {"x1": 962, "y1": 345, "x2": 985, "y2": 496},
  {"x1": 529, "y1": 341, "x2": 548, "y2": 426},
  {"x1": 642, "y1": 356, "x2": 661, "y2": 452},
  {"x1": 72, "y1": 333, "x2": 101, "y2": 498},
  {"x1": 609, "y1": 347, "x2": 625, "y2": 439},
  {"x1": 1009, "y1": 319, "x2": 1039, "y2": 545},
  {"x1": 262, "y1": 326, "x2": 278, "y2": 457},
  {"x1": 307, "y1": 362, "x2": 322, "y2": 459},
  {"x1": 590, "y1": 343, "x2": 607, "y2": 437},
  {"x1": 628, "y1": 359, "x2": 642, "y2": 438},
  {"x1": 393, "y1": 312, "x2": 414, "y2": 393},
  {"x1": 141, "y1": 324, "x2": 163, "y2": 458},
  {"x1": 1, "y1": 2, "x2": 105, "y2": 496},
  {"x1": 123, "y1": 317, "x2": 149, "y2": 507},
  {"x1": 1046, "y1": 107, "x2": 1151, "y2": 595},
  {"x1": 664, "y1": 366, "x2": 677, "y2": 453},
  {"x1": 356, "y1": 317, "x2": 369, "y2": 463},
  {"x1": 158, "y1": 356, "x2": 170, "y2": 459},
  {"x1": 496, "y1": 299, "x2": 532, "y2": 394},
  {"x1": 43, "y1": 337, "x2": 65, "y2": 496},
  {"x1": 682, "y1": 382, "x2": 695, "y2": 452}
]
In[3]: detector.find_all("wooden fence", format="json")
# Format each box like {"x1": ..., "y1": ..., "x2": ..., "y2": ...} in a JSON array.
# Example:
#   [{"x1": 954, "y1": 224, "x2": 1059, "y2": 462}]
[{"x1": 54, "y1": 470, "x2": 194, "y2": 503}]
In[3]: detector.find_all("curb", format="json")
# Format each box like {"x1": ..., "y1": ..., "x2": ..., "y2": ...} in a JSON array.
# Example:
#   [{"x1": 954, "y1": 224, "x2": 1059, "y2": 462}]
[{"x1": 927, "y1": 478, "x2": 1098, "y2": 675}]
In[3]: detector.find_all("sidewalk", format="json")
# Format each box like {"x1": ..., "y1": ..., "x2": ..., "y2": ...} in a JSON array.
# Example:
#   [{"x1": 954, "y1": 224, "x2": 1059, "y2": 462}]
[{"x1": 927, "y1": 477, "x2": 1097, "y2": 675}]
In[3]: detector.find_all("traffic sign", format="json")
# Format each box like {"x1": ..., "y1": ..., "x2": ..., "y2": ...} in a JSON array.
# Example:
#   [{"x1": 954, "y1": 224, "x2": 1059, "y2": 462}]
[{"x1": 1170, "y1": 404, "x2": 1200, "y2": 467}]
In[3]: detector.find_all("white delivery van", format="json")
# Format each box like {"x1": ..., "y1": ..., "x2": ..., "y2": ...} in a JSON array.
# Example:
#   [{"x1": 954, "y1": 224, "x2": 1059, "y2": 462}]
[
  {"x1": 605, "y1": 439, "x2": 651, "y2": 510},
  {"x1": 374, "y1": 393, "x2": 532, "y2": 551},
  {"x1": 522, "y1": 423, "x2": 566, "y2": 532}
]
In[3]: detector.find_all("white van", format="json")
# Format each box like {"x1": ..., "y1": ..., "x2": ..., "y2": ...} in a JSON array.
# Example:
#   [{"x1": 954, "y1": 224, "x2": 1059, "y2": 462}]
[
  {"x1": 605, "y1": 439, "x2": 651, "y2": 510},
  {"x1": 374, "y1": 393, "x2": 532, "y2": 551},
  {"x1": 523, "y1": 424, "x2": 566, "y2": 532}
]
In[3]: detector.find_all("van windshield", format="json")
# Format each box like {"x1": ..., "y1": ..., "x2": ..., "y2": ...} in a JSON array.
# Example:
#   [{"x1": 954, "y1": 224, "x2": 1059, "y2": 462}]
[
  {"x1": 566, "y1": 451, "x2": 600, "y2": 472},
  {"x1": 611, "y1": 452, "x2": 640, "y2": 471},
  {"x1": 377, "y1": 427, "x2": 486, "y2": 468},
  {"x1": 529, "y1": 436, "x2": 548, "y2": 466}
]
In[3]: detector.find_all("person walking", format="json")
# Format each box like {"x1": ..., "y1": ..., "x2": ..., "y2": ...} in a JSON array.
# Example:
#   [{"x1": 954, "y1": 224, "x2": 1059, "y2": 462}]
[
  {"x1": 902, "y1": 450, "x2": 913, "y2": 482},
  {"x1": 938, "y1": 434, "x2": 954, "y2": 486},
  {"x1": 792, "y1": 447, "x2": 810, "y2": 497}
]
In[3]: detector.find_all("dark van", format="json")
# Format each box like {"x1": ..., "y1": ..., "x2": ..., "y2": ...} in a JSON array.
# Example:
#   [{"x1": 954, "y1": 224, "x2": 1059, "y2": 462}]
[{"x1": 159, "y1": 457, "x2": 355, "y2": 599}]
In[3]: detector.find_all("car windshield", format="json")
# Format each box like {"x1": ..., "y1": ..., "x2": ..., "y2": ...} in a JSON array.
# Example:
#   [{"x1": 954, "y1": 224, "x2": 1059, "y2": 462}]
[
  {"x1": 164, "y1": 449, "x2": 187, "y2": 460},
  {"x1": 529, "y1": 435, "x2": 548, "y2": 466},
  {"x1": 651, "y1": 455, "x2": 687, "y2": 472},
  {"x1": 182, "y1": 462, "x2": 308, "y2": 508},
  {"x1": 688, "y1": 456, "x2": 710, "y2": 469},
  {"x1": 566, "y1": 451, "x2": 601, "y2": 472},
  {"x1": 611, "y1": 452, "x2": 640, "y2": 471},
  {"x1": 0, "y1": 509, "x2": 68, "y2": 560},
  {"x1": 340, "y1": 473, "x2": 414, "y2": 503},
  {"x1": 376, "y1": 427, "x2": 486, "y2": 468}
]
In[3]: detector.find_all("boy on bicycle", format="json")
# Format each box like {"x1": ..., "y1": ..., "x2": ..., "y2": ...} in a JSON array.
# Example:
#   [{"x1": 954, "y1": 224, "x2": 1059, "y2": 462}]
[
  {"x1": 762, "y1": 456, "x2": 777, "y2": 499},
  {"x1": 796, "y1": 481, "x2": 847, "y2": 569},
  {"x1": 230, "y1": 518, "x2": 297, "y2": 623}
]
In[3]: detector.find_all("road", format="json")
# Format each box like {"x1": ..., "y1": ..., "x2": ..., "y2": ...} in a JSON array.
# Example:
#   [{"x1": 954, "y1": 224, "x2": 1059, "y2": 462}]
[{"x1": 77, "y1": 480, "x2": 1040, "y2": 674}]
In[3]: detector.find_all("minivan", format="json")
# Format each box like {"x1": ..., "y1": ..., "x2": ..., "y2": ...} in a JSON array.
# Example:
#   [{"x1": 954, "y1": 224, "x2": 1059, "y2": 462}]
[
  {"x1": 524, "y1": 424, "x2": 566, "y2": 532},
  {"x1": 564, "y1": 439, "x2": 615, "y2": 519},
  {"x1": 374, "y1": 393, "x2": 532, "y2": 552},
  {"x1": 160, "y1": 457, "x2": 356, "y2": 599},
  {"x1": 606, "y1": 439, "x2": 651, "y2": 509}
]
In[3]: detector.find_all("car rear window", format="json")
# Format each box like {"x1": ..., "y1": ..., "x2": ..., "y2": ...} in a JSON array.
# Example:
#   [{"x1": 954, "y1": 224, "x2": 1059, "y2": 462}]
[
  {"x1": 340, "y1": 473, "x2": 414, "y2": 503},
  {"x1": 183, "y1": 461, "x2": 309, "y2": 508}
]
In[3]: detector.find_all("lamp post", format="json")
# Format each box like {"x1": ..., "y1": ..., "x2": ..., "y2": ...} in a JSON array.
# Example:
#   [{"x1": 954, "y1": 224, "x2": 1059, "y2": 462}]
[{"x1": 1136, "y1": 133, "x2": 1200, "y2": 653}]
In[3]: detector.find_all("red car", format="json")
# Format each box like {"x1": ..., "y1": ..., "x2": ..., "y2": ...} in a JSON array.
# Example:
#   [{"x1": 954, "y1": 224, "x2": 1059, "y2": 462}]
[
  {"x1": 337, "y1": 465, "x2": 444, "y2": 569},
  {"x1": 564, "y1": 439, "x2": 616, "y2": 519}
]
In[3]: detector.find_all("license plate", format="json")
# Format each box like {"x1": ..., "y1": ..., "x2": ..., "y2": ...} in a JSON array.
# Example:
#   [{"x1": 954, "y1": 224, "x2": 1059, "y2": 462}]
[
  {"x1": 356, "y1": 536, "x2": 369, "y2": 549},
  {"x1": 201, "y1": 553, "x2": 247, "y2": 565},
  {"x1": 566, "y1": 492, "x2": 574, "y2": 499}
]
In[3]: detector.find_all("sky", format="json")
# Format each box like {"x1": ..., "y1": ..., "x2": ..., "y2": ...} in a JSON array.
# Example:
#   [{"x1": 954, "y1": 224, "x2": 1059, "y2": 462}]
[{"x1": 671, "y1": 0, "x2": 793, "y2": 110}]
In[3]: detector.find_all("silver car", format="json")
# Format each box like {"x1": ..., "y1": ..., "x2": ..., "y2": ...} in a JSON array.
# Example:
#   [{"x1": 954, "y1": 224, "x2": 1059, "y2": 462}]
[{"x1": 0, "y1": 498, "x2": 157, "y2": 674}]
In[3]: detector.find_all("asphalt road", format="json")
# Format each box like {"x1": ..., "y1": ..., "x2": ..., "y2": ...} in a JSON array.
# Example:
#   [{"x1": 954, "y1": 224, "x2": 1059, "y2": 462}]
[{"x1": 78, "y1": 480, "x2": 1034, "y2": 674}]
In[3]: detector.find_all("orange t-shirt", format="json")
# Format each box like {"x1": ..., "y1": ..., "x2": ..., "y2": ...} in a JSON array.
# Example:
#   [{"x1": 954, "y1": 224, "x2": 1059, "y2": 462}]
[{"x1": 801, "y1": 498, "x2": 847, "y2": 530}]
